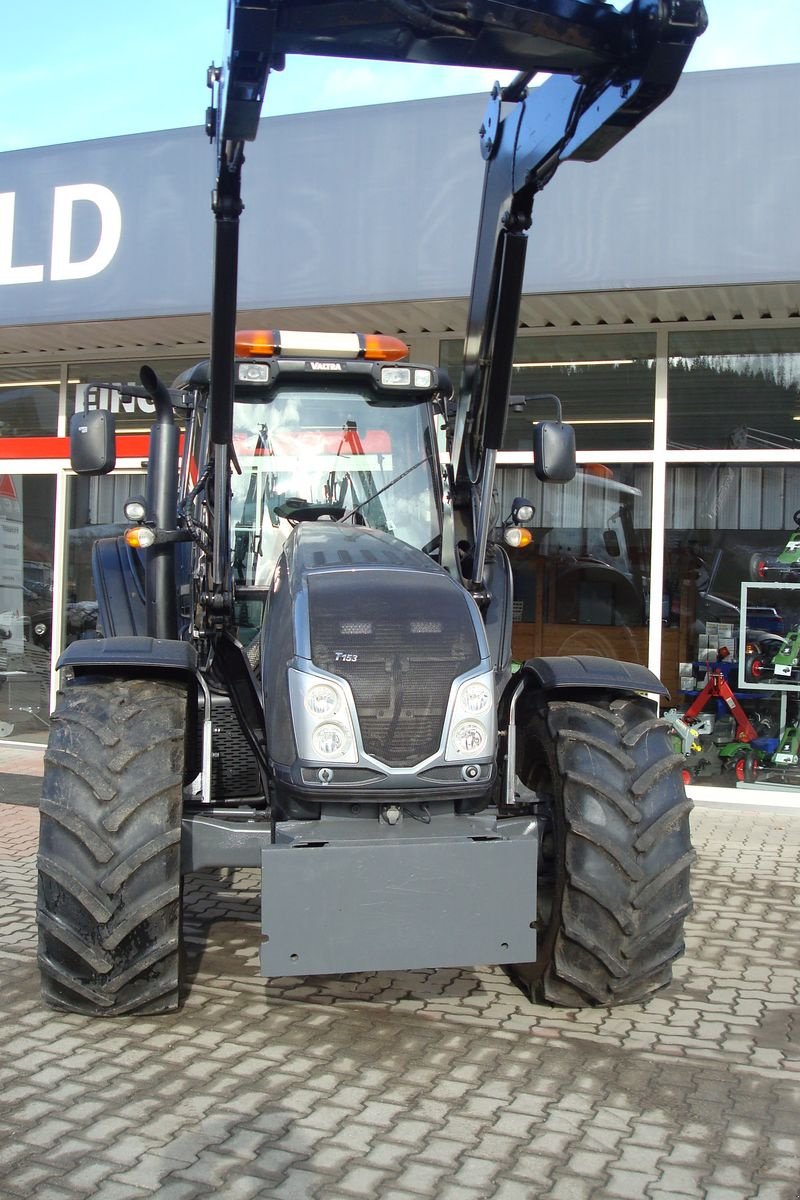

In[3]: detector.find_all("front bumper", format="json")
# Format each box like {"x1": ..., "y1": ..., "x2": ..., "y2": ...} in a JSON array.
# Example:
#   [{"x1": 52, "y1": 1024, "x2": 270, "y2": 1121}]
[{"x1": 259, "y1": 811, "x2": 538, "y2": 977}]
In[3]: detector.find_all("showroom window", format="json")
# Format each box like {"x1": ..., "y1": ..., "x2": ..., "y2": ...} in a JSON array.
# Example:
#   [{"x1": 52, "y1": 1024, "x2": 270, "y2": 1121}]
[
  {"x1": 667, "y1": 328, "x2": 800, "y2": 450},
  {"x1": 444, "y1": 324, "x2": 800, "y2": 799},
  {"x1": 0, "y1": 366, "x2": 60, "y2": 437},
  {"x1": 499, "y1": 464, "x2": 652, "y2": 666},
  {"x1": 441, "y1": 332, "x2": 657, "y2": 452},
  {"x1": 67, "y1": 356, "x2": 197, "y2": 432}
]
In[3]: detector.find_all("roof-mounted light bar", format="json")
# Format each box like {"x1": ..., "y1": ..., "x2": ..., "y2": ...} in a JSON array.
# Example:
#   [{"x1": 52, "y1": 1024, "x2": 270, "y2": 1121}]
[{"x1": 235, "y1": 329, "x2": 409, "y2": 361}]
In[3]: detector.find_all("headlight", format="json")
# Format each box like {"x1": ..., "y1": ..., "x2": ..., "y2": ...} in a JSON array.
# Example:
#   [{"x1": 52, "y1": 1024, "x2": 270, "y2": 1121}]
[
  {"x1": 451, "y1": 721, "x2": 487, "y2": 755},
  {"x1": 305, "y1": 684, "x2": 340, "y2": 717},
  {"x1": 312, "y1": 724, "x2": 352, "y2": 759},
  {"x1": 123, "y1": 497, "x2": 147, "y2": 522},
  {"x1": 381, "y1": 366, "x2": 411, "y2": 386},
  {"x1": 459, "y1": 682, "x2": 492, "y2": 715},
  {"x1": 445, "y1": 672, "x2": 495, "y2": 762},
  {"x1": 289, "y1": 669, "x2": 358, "y2": 765}
]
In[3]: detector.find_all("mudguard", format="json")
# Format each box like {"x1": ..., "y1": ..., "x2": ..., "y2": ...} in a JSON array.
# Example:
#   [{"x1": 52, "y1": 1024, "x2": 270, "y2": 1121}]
[
  {"x1": 92, "y1": 536, "x2": 147, "y2": 638},
  {"x1": 57, "y1": 636, "x2": 197, "y2": 677},
  {"x1": 520, "y1": 655, "x2": 668, "y2": 698}
]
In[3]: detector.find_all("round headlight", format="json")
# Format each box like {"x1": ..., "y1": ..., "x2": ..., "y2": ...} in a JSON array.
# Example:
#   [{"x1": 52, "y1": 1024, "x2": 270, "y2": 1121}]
[
  {"x1": 460, "y1": 682, "x2": 492, "y2": 715},
  {"x1": 312, "y1": 724, "x2": 351, "y2": 758},
  {"x1": 305, "y1": 684, "x2": 340, "y2": 718},
  {"x1": 452, "y1": 721, "x2": 487, "y2": 756},
  {"x1": 124, "y1": 498, "x2": 148, "y2": 522}
]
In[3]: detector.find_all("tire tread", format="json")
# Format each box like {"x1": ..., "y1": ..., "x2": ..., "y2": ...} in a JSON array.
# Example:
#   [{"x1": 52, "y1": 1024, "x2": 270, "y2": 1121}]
[{"x1": 37, "y1": 676, "x2": 186, "y2": 1017}]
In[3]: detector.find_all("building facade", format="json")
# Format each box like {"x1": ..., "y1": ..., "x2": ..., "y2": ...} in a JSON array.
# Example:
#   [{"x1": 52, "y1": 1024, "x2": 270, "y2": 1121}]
[{"x1": 1, "y1": 64, "x2": 799, "y2": 805}]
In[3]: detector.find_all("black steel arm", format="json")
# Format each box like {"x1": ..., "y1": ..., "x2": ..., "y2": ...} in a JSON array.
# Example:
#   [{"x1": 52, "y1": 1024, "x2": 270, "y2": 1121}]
[
  {"x1": 452, "y1": 0, "x2": 706, "y2": 590},
  {"x1": 454, "y1": 2, "x2": 707, "y2": 487},
  {"x1": 205, "y1": 1, "x2": 278, "y2": 616},
  {"x1": 205, "y1": 0, "x2": 706, "y2": 611}
]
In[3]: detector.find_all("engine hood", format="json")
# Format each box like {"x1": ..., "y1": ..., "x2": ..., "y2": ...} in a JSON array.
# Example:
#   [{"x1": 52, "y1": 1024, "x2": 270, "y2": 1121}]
[{"x1": 261, "y1": 523, "x2": 494, "y2": 778}]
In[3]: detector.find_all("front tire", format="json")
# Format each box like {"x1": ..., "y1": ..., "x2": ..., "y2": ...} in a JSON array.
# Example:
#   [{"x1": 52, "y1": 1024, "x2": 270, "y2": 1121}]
[
  {"x1": 37, "y1": 675, "x2": 187, "y2": 1016},
  {"x1": 512, "y1": 693, "x2": 694, "y2": 1007}
]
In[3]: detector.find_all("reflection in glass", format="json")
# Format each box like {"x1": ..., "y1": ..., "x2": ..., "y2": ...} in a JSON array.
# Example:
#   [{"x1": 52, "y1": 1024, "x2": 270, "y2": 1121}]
[
  {"x1": 0, "y1": 474, "x2": 56, "y2": 743},
  {"x1": 0, "y1": 368, "x2": 59, "y2": 437},
  {"x1": 668, "y1": 328, "x2": 800, "y2": 450},
  {"x1": 498, "y1": 464, "x2": 652, "y2": 666},
  {"x1": 441, "y1": 333, "x2": 656, "y2": 453}
]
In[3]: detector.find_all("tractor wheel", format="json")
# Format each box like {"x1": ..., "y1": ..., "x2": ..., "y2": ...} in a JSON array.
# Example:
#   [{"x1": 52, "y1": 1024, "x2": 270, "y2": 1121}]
[
  {"x1": 514, "y1": 693, "x2": 694, "y2": 1007},
  {"x1": 37, "y1": 676, "x2": 187, "y2": 1016}
]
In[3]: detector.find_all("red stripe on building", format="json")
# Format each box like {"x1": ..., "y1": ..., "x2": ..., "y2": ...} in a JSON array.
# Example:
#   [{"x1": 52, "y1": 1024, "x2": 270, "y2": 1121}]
[{"x1": 0, "y1": 435, "x2": 153, "y2": 460}]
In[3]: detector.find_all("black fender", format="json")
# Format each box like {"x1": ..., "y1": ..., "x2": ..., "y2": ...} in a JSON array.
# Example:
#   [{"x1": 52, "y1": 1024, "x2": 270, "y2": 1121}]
[
  {"x1": 57, "y1": 635, "x2": 197, "y2": 677},
  {"x1": 496, "y1": 655, "x2": 668, "y2": 803},
  {"x1": 92, "y1": 536, "x2": 147, "y2": 638},
  {"x1": 520, "y1": 655, "x2": 668, "y2": 699},
  {"x1": 56, "y1": 636, "x2": 199, "y2": 790}
]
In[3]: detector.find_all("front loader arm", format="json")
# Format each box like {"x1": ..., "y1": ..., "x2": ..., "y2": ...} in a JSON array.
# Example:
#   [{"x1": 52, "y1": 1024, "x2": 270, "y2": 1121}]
[
  {"x1": 452, "y1": 0, "x2": 706, "y2": 590},
  {"x1": 204, "y1": 0, "x2": 706, "y2": 616}
]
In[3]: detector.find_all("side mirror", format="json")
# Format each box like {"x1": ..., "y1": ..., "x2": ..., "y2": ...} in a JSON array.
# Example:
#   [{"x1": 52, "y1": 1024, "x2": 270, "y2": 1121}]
[
  {"x1": 531, "y1": 393, "x2": 576, "y2": 482},
  {"x1": 69, "y1": 408, "x2": 117, "y2": 475},
  {"x1": 603, "y1": 529, "x2": 621, "y2": 557}
]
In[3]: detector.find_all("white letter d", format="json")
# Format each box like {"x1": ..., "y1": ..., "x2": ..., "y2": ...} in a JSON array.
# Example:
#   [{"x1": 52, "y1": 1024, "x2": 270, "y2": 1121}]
[{"x1": 51, "y1": 184, "x2": 122, "y2": 280}]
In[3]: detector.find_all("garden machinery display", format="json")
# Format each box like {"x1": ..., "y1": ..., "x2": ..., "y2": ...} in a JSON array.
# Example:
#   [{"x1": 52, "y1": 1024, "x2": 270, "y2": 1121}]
[
  {"x1": 739, "y1": 516, "x2": 800, "y2": 783},
  {"x1": 36, "y1": 0, "x2": 705, "y2": 1017}
]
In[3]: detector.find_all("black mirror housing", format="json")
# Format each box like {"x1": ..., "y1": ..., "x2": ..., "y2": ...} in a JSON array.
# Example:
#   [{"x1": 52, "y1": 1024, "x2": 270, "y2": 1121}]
[
  {"x1": 533, "y1": 419, "x2": 576, "y2": 482},
  {"x1": 69, "y1": 409, "x2": 117, "y2": 475}
]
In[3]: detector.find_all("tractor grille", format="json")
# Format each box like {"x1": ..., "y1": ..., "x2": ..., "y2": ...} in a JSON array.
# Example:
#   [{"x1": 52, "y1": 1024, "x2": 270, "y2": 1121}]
[{"x1": 308, "y1": 572, "x2": 481, "y2": 767}]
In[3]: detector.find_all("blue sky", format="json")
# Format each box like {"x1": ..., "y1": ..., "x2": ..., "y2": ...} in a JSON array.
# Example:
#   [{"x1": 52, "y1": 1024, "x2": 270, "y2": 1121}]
[{"x1": 3, "y1": 0, "x2": 799, "y2": 153}]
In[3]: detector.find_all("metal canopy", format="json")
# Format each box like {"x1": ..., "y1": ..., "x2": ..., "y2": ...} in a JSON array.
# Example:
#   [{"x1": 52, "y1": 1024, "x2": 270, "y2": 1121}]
[{"x1": 2, "y1": 283, "x2": 796, "y2": 368}]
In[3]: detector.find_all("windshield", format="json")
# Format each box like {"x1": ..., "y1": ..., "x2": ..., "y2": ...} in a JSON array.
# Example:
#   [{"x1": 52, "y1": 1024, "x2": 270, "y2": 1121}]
[{"x1": 230, "y1": 385, "x2": 440, "y2": 587}]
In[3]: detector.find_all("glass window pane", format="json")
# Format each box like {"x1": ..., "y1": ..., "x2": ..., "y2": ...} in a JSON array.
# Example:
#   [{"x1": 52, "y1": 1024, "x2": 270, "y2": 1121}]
[
  {"x1": 0, "y1": 367, "x2": 59, "y2": 436},
  {"x1": 662, "y1": 462, "x2": 800, "y2": 795},
  {"x1": 0, "y1": 473, "x2": 57, "y2": 743},
  {"x1": 441, "y1": 333, "x2": 657, "y2": 453},
  {"x1": 498, "y1": 463, "x2": 652, "y2": 665},
  {"x1": 668, "y1": 328, "x2": 800, "y2": 450},
  {"x1": 68, "y1": 356, "x2": 198, "y2": 433}
]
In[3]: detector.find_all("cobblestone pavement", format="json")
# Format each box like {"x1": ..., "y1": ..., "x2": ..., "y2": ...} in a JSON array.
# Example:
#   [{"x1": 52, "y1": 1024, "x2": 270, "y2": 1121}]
[{"x1": 1, "y1": 803, "x2": 798, "y2": 1200}]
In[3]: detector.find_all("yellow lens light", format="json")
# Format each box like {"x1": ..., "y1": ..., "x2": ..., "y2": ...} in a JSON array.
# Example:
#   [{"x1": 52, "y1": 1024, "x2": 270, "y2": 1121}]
[
  {"x1": 234, "y1": 329, "x2": 410, "y2": 361},
  {"x1": 504, "y1": 528, "x2": 533, "y2": 548},
  {"x1": 124, "y1": 526, "x2": 156, "y2": 549},
  {"x1": 362, "y1": 334, "x2": 409, "y2": 361}
]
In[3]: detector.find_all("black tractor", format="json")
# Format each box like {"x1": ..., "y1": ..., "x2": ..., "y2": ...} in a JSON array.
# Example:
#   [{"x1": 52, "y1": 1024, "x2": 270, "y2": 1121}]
[{"x1": 37, "y1": 0, "x2": 705, "y2": 1017}]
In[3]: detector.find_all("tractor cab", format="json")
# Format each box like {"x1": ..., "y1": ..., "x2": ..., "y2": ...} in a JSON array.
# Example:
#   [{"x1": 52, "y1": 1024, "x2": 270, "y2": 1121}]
[{"x1": 180, "y1": 330, "x2": 448, "y2": 593}]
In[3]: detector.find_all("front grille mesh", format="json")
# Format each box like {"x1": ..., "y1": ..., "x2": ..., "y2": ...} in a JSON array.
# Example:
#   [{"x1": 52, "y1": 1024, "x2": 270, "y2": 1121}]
[{"x1": 308, "y1": 572, "x2": 481, "y2": 767}]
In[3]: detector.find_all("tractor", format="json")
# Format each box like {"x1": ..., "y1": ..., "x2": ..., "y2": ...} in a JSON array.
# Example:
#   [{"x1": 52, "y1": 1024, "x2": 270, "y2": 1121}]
[{"x1": 37, "y1": 0, "x2": 705, "y2": 1016}]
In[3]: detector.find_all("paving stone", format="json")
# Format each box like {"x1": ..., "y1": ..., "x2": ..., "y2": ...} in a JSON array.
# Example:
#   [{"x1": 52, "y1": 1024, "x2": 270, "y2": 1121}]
[
  {"x1": 604, "y1": 1167, "x2": 660, "y2": 1198},
  {"x1": 1, "y1": 803, "x2": 799, "y2": 1200}
]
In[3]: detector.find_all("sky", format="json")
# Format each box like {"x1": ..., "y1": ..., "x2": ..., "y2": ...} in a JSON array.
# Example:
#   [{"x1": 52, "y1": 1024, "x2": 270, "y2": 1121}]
[{"x1": 2, "y1": 0, "x2": 799, "y2": 154}]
